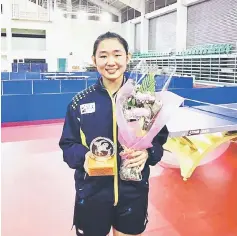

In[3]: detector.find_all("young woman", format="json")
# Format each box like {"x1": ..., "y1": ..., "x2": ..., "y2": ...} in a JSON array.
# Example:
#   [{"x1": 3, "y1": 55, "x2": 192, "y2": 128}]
[{"x1": 59, "y1": 32, "x2": 169, "y2": 236}]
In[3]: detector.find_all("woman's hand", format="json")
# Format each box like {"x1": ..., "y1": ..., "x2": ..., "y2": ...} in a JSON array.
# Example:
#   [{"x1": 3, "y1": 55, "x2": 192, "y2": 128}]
[
  {"x1": 84, "y1": 151, "x2": 93, "y2": 173},
  {"x1": 122, "y1": 149, "x2": 149, "y2": 172}
]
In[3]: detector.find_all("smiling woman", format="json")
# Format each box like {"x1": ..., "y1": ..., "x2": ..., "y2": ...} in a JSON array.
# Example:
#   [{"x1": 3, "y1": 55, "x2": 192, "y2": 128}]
[
  {"x1": 59, "y1": 31, "x2": 169, "y2": 236},
  {"x1": 92, "y1": 32, "x2": 131, "y2": 94}
]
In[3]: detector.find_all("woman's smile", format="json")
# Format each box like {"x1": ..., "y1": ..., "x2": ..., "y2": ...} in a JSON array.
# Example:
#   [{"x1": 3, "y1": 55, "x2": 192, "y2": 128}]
[{"x1": 106, "y1": 68, "x2": 118, "y2": 74}]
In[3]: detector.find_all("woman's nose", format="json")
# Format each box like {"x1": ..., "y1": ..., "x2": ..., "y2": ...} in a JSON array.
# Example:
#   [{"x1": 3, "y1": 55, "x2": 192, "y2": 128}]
[{"x1": 107, "y1": 56, "x2": 116, "y2": 65}]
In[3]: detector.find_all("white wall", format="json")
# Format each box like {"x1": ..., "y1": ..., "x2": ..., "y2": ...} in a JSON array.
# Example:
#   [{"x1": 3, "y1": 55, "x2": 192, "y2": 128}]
[
  {"x1": 12, "y1": 38, "x2": 46, "y2": 51},
  {"x1": 46, "y1": 19, "x2": 122, "y2": 71},
  {"x1": 11, "y1": 28, "x2": 46, "y2": 51},
  {"x1": 1, "y1": 55, "x2": 8, "y2": 72},
  {"x1": 121, "y1": 21, "x2": 135, "y2": 53},
  {"x1": 1, "y1": 18, "x2": 122, "y2": 71},
  {"x1": 1, "y1": 37, "x2": 7, "y2": 52},
  {"x1": 134, "y1": 23, "x2": 141, "y2": 52},
  {"x1": 0, "y1": 3, "x2": 10, "y2": 28},
  {"x1": 149, "y1": 11, "x2": 177, "y2": 52},
  {"x1": 1, "y1": 0, "x2": 123, "y2": 71},
  {"x1": 121, "y1": 1, "x2": 188, "y2": 53}
]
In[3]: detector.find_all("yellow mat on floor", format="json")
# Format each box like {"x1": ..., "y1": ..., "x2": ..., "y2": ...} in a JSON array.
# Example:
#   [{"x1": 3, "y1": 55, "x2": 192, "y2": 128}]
[{"x1": 163, "y1": 132, "x2": 237, "y2": 181}]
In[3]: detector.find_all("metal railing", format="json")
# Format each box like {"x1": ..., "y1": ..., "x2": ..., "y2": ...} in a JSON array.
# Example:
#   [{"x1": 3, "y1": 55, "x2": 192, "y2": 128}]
[
  {"x1": 56, "y1": 1, "x2": 102, "y2": 15},
  {"x1": 129, "y1": 49, "x2": 237, "y2": 84},
  {"x1": 11, "y1": 2, "x2": 102, "y2": 21},
  {"x1": 12, "y1": 3, "x2": 50, "y2": 21},
  {"x1": 76, "y1": 5, "x2": 101, "y2": 14}
]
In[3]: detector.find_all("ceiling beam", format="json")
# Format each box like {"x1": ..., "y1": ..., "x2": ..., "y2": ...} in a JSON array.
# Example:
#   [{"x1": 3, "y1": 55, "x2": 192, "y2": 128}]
[{"x1": 89, "y1": 0, "x2": 120, "y2": 16}]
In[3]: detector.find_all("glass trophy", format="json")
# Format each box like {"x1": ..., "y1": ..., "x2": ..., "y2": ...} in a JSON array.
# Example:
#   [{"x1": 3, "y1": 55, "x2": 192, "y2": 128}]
[{"x1": 87, "y1": 137, "x2": 116, "y2": 176}]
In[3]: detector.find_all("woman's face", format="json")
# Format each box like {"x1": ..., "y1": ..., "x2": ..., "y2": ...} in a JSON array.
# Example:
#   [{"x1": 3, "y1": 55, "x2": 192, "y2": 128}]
[{"x1": 92, "y1": 38, "x2": 130, "y2": 82}]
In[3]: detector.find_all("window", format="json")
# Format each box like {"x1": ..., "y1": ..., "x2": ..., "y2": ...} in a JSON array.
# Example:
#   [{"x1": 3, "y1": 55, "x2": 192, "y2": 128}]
[
  {"x1": 128, "y1": 7, "x2": 135, "y2": 20},
  {"x1": 155, "y1": 0, "x2": 166, "y2": 10},
  {"x1": 121, "y1": 8, "x2": 128, "y2": 23},
  {"x1": 135, "y1": 10, "x2": 141, "y2": 18},
  {"x1": 166, "y1": 0, "x2": 177, "y2": 5},
  {"x1": 146, "y1": 0, "x2": 177, "y2": 13},
  {"x1": 112, "y1": 14, "x2": 119, "y2": 22},
  {"x1": 121, "y1": 6, "x2": 141, "y2": 23}
]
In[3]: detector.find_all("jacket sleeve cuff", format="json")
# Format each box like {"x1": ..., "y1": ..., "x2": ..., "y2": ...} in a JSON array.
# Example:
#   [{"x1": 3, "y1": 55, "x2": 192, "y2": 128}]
[
  {"x1": 62, "y1": 143, "x2": 89, "y2": 169},
  {"x1": 146, "y1": 143, "x2": 163, "y2": 166},
  {"x1": 146, "y1": 125, "x2": 169, "y2": 166}
]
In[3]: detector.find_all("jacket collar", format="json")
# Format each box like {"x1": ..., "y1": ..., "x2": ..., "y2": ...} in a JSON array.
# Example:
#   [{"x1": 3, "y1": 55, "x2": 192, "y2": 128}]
[{"x1": 96, "y1": 74, "x2": 128, "y2": 94}]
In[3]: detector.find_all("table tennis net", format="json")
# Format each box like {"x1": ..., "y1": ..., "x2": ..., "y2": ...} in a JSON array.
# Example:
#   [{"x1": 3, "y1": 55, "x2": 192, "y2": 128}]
[{"x1": 184, "y1": 101, "x2": 237, "y2": 120}]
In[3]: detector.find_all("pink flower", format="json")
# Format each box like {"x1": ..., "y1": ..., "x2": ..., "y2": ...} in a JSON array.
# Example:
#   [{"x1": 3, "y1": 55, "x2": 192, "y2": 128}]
[
  {"x1": 135, "y1": 92, "x2": 155, "y2": 102},
  {"x1": 125, "y1": 108, "x2": 150, "y2": 119}
]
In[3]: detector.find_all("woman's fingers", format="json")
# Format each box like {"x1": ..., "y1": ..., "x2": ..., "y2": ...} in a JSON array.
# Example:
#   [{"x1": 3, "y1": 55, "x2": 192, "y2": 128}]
[
  {"x1": 138, "y1": 162, "x2": 146, "y2": 172},
  {"x1": 126, "y1": 159, "x2": 145, "y2": 168},
  {"x1": 124, "y1": 154, "x2": 146, "y2": 167},
  {"x1": 122, "y1": 150, "x2": 148, "y2": 170},
  {"x1": 130, "y1": 150, "x2": 143, "y2": 158},
  {"x1": 120, "y1": 148, "x2": 137, "y2": 159}
]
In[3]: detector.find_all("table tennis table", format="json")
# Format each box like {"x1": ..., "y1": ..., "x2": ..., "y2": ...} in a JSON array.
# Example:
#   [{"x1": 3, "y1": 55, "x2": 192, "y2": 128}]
[
  {"x1": 44, "y1": 75, "x2": 89, "y2": 80},
  {"x1": 164, "y1": 103, "x2": 237, "y2": 181},
  {"x1": 167, "y1": 103, "x2": 237, "y2": 137}
]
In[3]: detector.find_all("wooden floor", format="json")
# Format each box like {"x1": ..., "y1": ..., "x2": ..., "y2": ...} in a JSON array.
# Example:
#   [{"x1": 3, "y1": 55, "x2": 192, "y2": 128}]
[{"x1": 2, "y1": 123, "x2": 237, "y2": 236}]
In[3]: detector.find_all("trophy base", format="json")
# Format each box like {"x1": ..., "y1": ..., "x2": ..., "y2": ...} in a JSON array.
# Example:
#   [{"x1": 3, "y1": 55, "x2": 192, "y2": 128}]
[{"x1": 87, "y1": 157, "x2": 115, "y2": 176}]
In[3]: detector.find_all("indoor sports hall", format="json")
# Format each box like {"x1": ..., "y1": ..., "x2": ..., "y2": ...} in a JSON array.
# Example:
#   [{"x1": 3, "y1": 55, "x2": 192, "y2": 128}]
[{"x1": 1, "y1": 0, "x2": 237, "y2": 236}]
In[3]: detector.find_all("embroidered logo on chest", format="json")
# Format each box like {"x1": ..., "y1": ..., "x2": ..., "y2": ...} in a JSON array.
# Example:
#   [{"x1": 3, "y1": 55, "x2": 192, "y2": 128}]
[{"x1": 80, "y1": 102, "x2": 95, "y2": 114}]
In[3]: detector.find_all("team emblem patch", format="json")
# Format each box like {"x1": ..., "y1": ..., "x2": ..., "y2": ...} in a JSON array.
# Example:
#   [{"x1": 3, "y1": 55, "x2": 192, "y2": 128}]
[{"x1": 80, "y1": 102, "x2": 95, "y2": 114}]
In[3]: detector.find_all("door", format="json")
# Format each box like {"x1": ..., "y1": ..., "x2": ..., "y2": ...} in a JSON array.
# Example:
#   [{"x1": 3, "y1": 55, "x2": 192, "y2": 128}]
[{"x1": 57, "y1": 58, "x2": 67, "y2": 72}]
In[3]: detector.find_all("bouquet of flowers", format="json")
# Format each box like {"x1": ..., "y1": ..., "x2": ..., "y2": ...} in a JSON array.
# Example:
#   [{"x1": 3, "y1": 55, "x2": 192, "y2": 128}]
[{"x1": 116, "y1": 61, "x2": 184, "y2": 181}]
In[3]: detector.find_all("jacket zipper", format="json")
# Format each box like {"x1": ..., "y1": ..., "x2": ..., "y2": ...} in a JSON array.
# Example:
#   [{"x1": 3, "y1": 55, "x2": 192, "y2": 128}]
[{"x1": 108, "y1": 91, "x2": 119, "y2": 206}]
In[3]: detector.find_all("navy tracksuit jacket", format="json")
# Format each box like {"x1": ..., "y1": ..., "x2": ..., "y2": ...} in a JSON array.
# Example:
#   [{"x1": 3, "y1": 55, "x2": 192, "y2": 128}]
[{"x1": 59, "y1": 76, "x2": 169, "y2": 205}]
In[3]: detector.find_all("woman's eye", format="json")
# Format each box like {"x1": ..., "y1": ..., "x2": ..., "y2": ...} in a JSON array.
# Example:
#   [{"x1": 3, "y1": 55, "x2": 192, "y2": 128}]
[
  {"x1": 116, "y1": 55, "x2": 122, "y2": 57},
  {"x1": 100, "y1": 56, "x2": 107, "y2": 58}
]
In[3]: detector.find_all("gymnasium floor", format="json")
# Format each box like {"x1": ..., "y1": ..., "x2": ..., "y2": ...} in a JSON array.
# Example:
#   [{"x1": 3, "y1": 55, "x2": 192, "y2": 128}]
[{"x1": 1, "y1": 122, "x2": 237, "y2": 236}]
